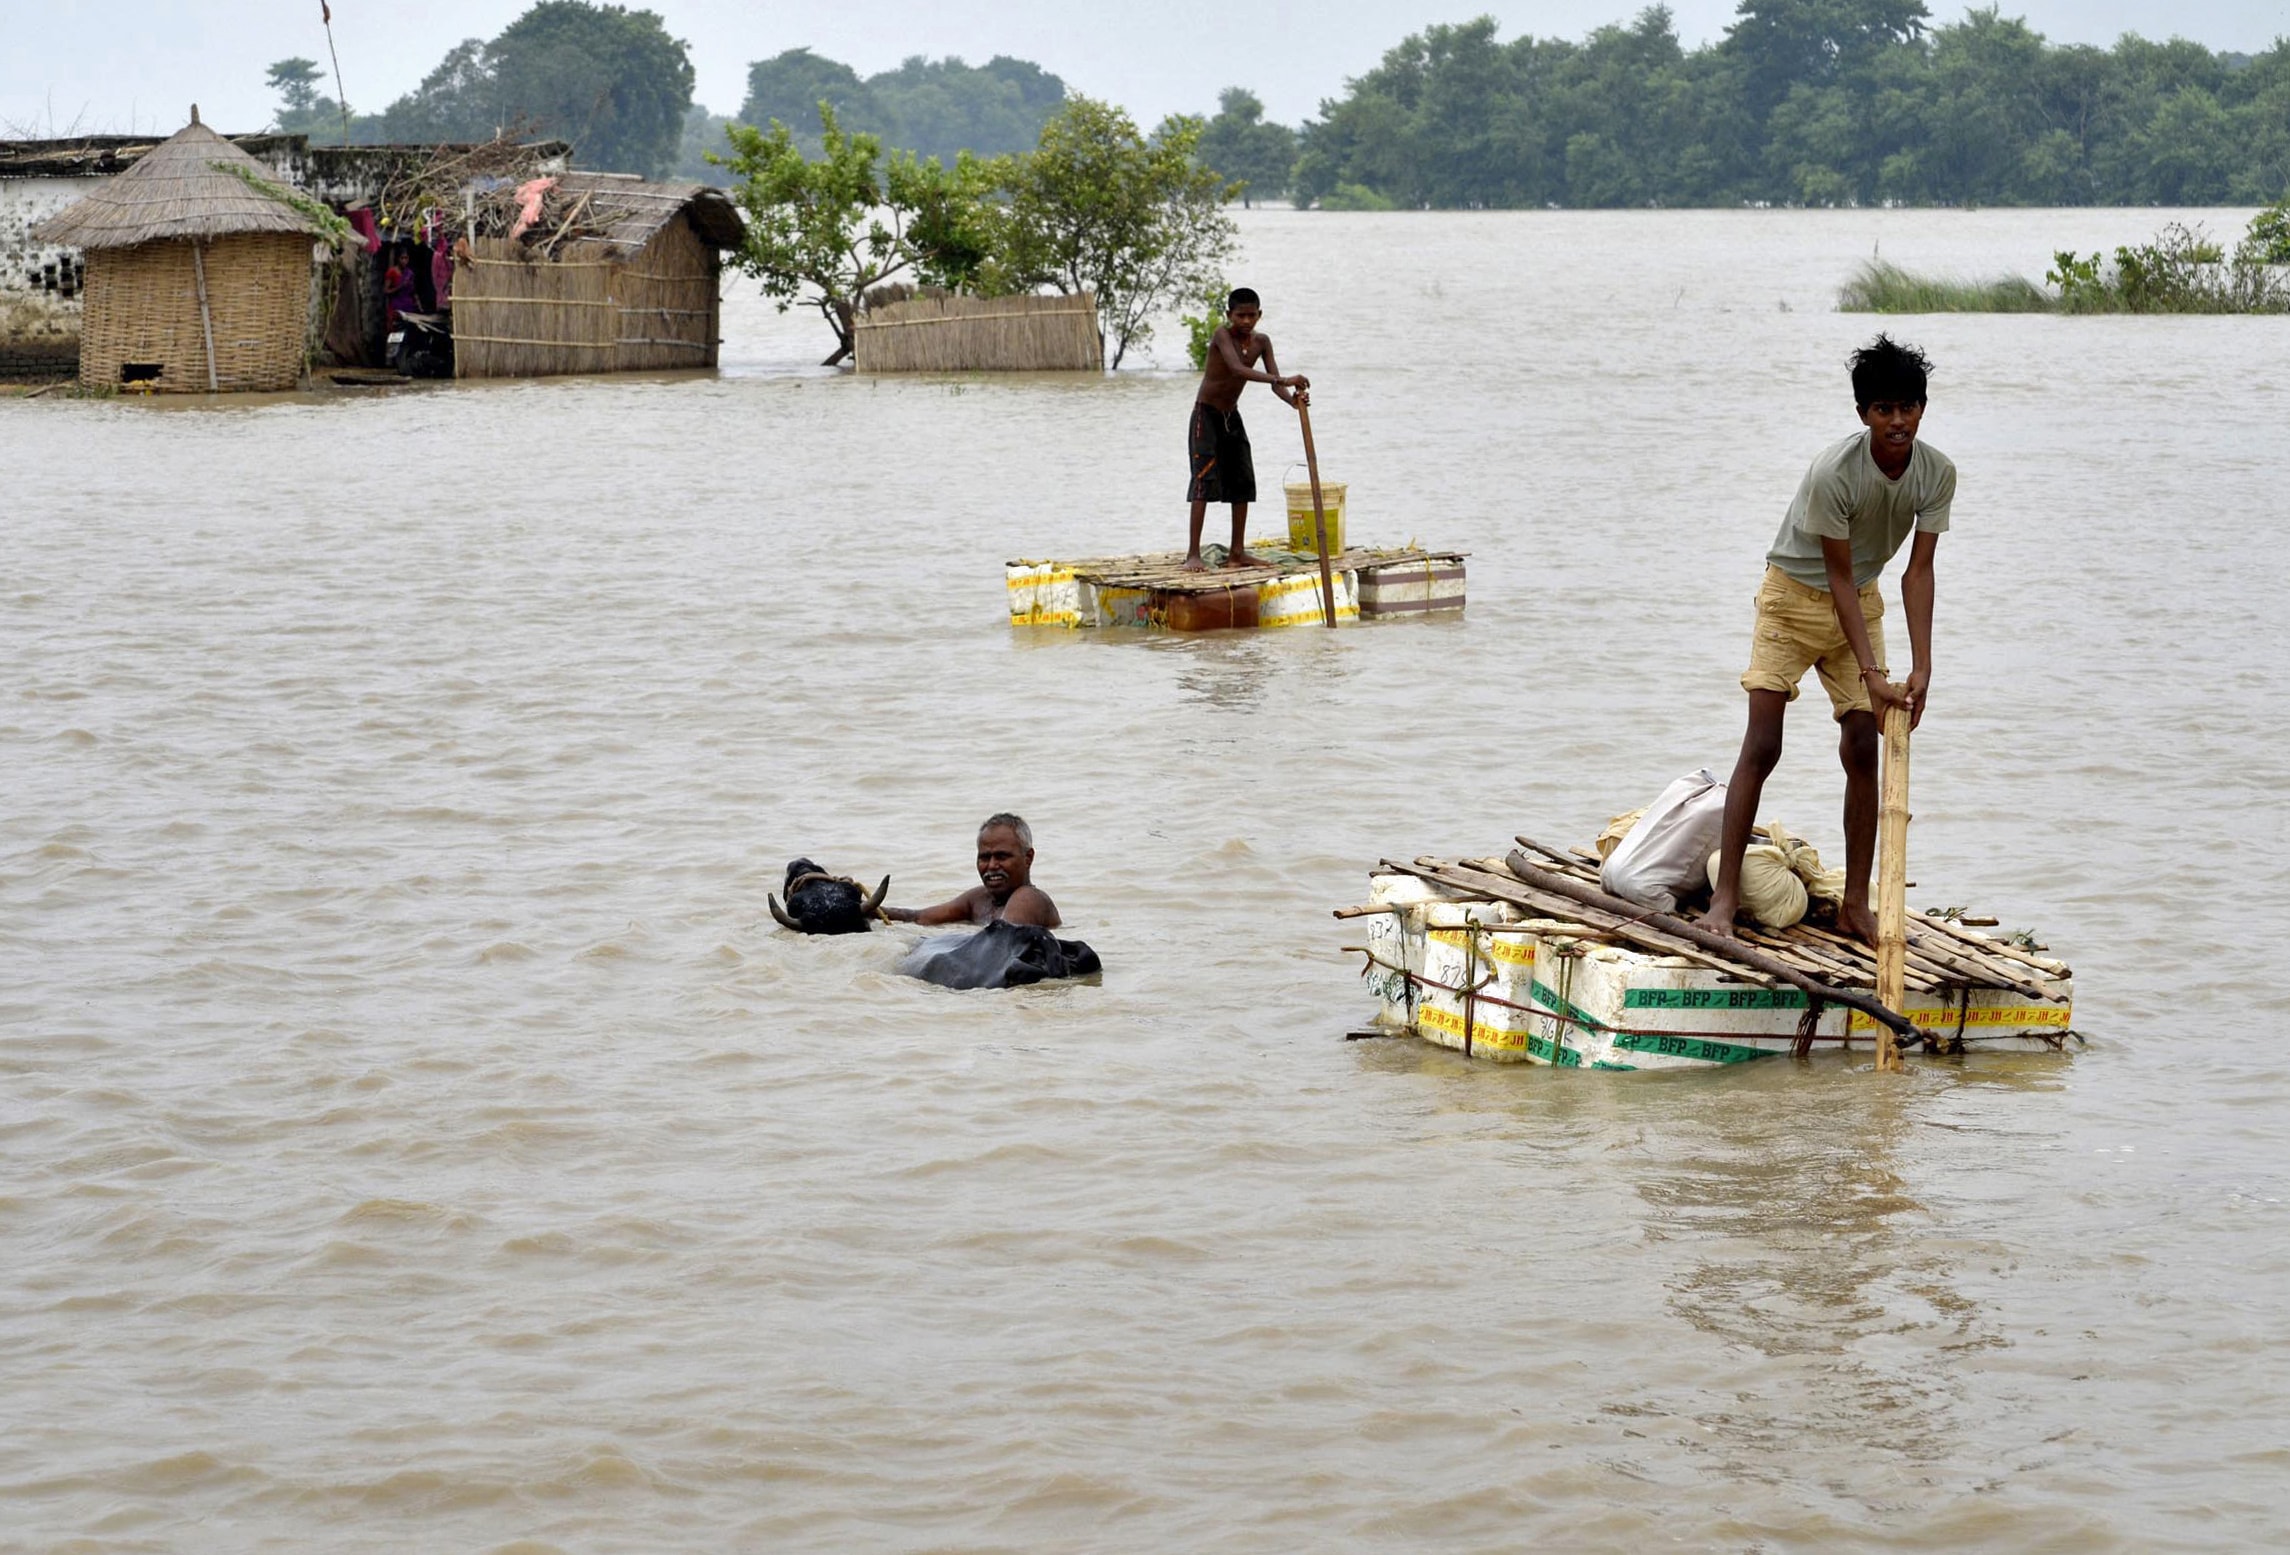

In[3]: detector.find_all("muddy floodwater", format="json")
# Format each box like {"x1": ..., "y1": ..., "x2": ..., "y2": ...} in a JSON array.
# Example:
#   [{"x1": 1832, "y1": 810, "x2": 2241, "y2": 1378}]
[{"x1": 5, "y1": 209, "x2": 2287, "y2": 1551}]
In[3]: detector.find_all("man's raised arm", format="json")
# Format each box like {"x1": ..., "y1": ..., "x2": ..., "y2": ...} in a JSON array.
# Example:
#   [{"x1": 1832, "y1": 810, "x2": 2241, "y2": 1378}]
[{"x1": 884, "y1": 892, "x2": 980, "y2": 926}]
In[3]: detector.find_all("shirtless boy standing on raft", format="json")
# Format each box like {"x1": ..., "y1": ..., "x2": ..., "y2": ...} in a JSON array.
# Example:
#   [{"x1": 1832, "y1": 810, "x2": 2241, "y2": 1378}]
[
  {"x1": 883, "y1": 814, "x2": 1061, "y2": 929},
  {"x1": 1704, "y1": 335, "x2": 1952, "y2": 945},
  {"x1": 1182, "y1": 287, "x2": 1309, "y2": 571}
]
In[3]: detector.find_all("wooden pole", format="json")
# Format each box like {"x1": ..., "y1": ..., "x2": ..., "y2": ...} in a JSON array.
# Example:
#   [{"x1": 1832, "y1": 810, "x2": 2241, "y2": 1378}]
[
  {"x1": 1874, "y1": 704, "x2": 1913, "y2": 1071},
  {"x1": 191, "y1": 240, "x2": 220, "y2": 392},
  {"x1": 1295, "y1": 398, "x2": 1338, "y2": 628}
]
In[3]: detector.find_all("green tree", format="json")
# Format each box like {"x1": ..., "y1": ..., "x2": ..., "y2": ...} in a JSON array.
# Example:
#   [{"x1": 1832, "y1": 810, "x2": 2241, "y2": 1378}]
[
  {"x1": 267, "y1": 58, "x2": 324, "y2": 122},
  {"x1": 377, "y1": 39, "x2": 501, "y2": 143},
  {"x1": 719, "y1": 104, "x2": 1001, "y2": 365},
  {"x1": 739, "y1": 48, "x2": 873, "y2": 148},
  {"x1": 739, "y1": 49, "x2": 1066, "y2": 162},
  {"x1": 994, "y1": 98, "x2": 1239, "y2": 369},
  {"x1": 265, "y1": 55, "x2": 367, "y2": 142},
  {"x1": 490, "y1": 2, "x2": 693, "y2": 175},
  {"x1": 1724, "y1": 0, "x2": 1930, "y2": 123},
  {"x1": 673, "y1": 104, "x2": 735, "y2": 182},
  {"x1": 375, "y1": 3, "x2": 693, "y2": 174},
  {"x1": 1197, "y1": 88, "x2": 1298, "y2": 205},
  {"x1": 867, "y1": 55, "x2": 1068, "y2": 162}
]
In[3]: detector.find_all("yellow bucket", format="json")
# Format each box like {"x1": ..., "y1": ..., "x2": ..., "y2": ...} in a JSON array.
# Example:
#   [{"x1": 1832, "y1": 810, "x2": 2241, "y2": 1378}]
[{"x1": 1284, "y1": 480, "x2": 1346, "y2": 555}]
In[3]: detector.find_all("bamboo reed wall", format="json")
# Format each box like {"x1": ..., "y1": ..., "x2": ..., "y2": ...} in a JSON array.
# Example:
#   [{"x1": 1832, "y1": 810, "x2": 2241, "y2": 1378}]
[
  {"x1": 452, "y1": 235, "x2": 616, "y2": 378},
  {"x1": 453, "y1": 213, "x2": 721, "y2": 380},
  {"x1": 853, "y1": 292, "x2": 1102, "y2": 373},
  {"x1": 78, "y1": 232, "x2": 318, "y2": 392},
  {"x1": 612, "y1": 216, "x2": 719, "y2": 371}
]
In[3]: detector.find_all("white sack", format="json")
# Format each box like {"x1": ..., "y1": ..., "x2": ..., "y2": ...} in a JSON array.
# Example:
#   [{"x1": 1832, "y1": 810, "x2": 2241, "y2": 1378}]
[{"x1": 1599, "y1": 768, "x2": 1727, "y2": 912}]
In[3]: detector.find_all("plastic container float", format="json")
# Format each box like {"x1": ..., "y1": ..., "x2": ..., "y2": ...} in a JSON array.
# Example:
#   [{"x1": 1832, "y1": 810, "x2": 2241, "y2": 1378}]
[
  {"x1": 1351, "y1": 869, "x2": 2075, "y2": 1069},
  {"x1": 1007, "y1": 547, "x2": 1457, "y2": 633}
]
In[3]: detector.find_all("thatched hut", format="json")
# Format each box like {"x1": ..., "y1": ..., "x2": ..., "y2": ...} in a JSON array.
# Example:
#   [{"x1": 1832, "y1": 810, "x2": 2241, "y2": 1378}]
[
  {"x1": 32, "y1": 112, "x2": 337, "y2": 392},
  {"x1": 853, "y1": 291, "x2": 1103, "y2": 373},
  {"x1": 450, "y1": 174, "x2": 743, "y2": 379}
]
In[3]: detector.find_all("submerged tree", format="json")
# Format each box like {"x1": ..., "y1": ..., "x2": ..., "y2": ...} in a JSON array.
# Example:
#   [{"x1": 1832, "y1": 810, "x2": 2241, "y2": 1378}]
[
  {"x1": 994, "y1": 98, "x2": 1239, "y2": 368},
  {"x1": 719, "y1": 104, "x2": 1000, "y2": 365},
  {"x1": 1196, "y1": 88, "x2": 1298, "y2": 206}
]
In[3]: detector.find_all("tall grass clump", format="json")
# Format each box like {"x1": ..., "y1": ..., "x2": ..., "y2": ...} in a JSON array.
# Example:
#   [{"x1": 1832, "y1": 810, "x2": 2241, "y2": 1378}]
[
  {"x1": 1841, "y1": 200, "x2": 2290, "y2": 316},
  {"x1": 1840, "y1": 260, "x2": 2053, "y2": 313}
]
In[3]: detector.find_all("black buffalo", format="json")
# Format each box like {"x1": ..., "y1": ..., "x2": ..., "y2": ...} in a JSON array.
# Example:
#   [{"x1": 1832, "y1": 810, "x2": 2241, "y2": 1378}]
[
  {"x1": 897, "y1": 920, "x2": 1103, "y2": 989},
  {"x1": 768, "y1": 858, "x2": 889, "y2": 935}
]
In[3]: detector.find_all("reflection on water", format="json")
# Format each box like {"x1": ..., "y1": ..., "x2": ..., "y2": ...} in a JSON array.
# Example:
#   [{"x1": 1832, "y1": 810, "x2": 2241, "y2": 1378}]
[{"x1": 1635, "y1": 1071, "x2": 1979, "y2": 1471}]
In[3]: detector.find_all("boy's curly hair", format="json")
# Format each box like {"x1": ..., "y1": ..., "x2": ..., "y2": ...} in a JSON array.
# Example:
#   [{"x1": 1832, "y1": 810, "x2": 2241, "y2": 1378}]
[{"x1": 1849, "y1": 334, "x2": 1933, "y2": 409}]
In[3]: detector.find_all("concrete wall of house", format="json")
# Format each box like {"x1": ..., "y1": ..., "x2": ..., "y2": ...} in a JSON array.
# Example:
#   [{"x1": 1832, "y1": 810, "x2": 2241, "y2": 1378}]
[{"x1": 1, "y1": 176, "x2": 92, "y2": 376}]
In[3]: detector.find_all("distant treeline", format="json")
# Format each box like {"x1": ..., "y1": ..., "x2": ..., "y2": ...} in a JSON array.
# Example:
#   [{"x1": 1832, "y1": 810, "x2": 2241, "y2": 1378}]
[
  {"x1": 1290, "y1": 5, "x2": 2290, "y2": 209},
  {"x1": 262, "y1": 0, "x2": 2290, "y2": 206},
  {"x1": 264, "y1": 3, "x2": 1069, "y2": 181},
  {"x1": 736, "y1": 49, "x2": 1066, "y2": 165}
]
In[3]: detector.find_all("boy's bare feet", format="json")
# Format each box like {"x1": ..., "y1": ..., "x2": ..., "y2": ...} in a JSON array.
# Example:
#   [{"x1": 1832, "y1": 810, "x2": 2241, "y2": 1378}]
[
  {"x1": 1224, "y1": 548, "x2": 1266, "y2": 569},
  {"x1": 1837, "y1": 900, "x2": 1881, "y2": 946}
]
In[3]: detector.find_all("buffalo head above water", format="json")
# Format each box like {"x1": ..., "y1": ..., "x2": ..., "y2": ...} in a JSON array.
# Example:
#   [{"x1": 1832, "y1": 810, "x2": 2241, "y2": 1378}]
[{"x1": 769, "y1": 858, "x2": 890, "y2": 935}]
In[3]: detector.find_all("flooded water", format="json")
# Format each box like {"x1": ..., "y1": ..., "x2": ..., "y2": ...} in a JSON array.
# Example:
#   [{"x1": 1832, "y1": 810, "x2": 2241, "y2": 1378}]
[{"x1": 5, "y1": 208, "x2": 2287, "y2": 1551}]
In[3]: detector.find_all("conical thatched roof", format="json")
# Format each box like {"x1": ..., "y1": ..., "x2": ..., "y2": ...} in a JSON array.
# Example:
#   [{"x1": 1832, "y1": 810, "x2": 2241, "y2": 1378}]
[{"x1": 31, "y1": 114, "x2": 332, "y2": 250}]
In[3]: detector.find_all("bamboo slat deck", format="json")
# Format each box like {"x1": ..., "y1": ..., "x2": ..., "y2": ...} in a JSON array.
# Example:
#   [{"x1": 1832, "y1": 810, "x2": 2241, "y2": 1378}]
[
  {"x1": 1392, "y1": 843, "x2": 2071, "y2": 1003},
  {"x1": 1045, "y1": 546, "x2": 1464, "y2": 594}
]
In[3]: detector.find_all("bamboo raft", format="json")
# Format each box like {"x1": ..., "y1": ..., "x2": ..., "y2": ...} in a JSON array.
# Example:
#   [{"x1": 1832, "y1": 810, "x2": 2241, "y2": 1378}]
[
  {"x1": 1007, "y1": 547, "x2": 1466, "y2": 632},
  {"x1": 1340, "y1": 839, "x2": 2075, "y2": 1069}
]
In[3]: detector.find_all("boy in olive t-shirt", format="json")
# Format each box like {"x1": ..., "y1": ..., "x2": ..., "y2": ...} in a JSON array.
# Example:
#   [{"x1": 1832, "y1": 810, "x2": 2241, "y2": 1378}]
[{"x1": 1704, "y1": 335, "x2": 1953, "y2": 944}]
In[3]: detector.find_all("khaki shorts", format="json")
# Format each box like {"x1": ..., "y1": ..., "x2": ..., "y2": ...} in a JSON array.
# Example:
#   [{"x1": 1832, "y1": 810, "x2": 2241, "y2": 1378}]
[{"x1": 1741, "y1": 565, "x2": 1887, "y2": 720}]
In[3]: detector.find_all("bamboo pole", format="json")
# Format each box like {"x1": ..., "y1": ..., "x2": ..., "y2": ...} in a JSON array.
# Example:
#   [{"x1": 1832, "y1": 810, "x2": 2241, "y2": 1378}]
[
  {"x1": 1296, "y1": 397, "x2": 1337, "y2": 628},
  {"x1": 190, "y1": 240, "x2": 219, "y2": 391},
  {"x1": 1874, "y1": 704, "x2": 1913, "y2": 1071}
]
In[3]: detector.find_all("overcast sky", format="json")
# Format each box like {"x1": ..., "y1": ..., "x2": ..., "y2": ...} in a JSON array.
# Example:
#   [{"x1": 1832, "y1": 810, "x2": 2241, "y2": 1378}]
[{"x1": 9, "y1": 1, "x2": 2290, "y2": 138}]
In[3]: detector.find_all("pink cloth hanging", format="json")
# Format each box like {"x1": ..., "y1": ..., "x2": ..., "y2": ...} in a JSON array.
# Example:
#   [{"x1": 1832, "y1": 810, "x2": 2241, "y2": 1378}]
[{"x1": 508, "y1": 176, "x2": 557, "y2": 241}]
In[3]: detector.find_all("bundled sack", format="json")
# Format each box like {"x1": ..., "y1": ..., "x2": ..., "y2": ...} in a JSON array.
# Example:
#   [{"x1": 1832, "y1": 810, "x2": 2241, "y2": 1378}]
[
  {"x1": 1699, "y1": 822, "x2": 1853, "y2": 930},
  {"x1": 1709, "y1": 843, "x2": 1809, "y2": 928},
  {"x1": 899, "y1": 920, "x2": 1103, "y2": 990},
  {"x1": 1599, "y1": 768, "x2": 1728, "y2": 912}
]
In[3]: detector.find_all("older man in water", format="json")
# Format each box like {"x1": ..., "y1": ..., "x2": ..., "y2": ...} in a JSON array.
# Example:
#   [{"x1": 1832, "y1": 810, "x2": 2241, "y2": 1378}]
[{"x1": 883, "y1": 813, "x2": 1061, "y2": 929}]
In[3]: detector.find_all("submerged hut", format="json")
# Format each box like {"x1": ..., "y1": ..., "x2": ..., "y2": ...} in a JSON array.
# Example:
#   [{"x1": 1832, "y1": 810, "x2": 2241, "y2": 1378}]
[
  {"x1": 32, "y1": 112, "x2": 336, "y2": 392},
  {"x1": 450, "y1": 173, "x2": 743, "y2": 378},
  {"x1": 854, "y1": 291, "x2": 1102, "y2": 373}
]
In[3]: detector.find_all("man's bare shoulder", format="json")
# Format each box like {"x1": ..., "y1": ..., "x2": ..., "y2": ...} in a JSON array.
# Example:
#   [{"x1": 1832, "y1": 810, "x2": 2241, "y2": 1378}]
[{"x1": 999, "y1": 885, "x2": 1060, "y2": 929}]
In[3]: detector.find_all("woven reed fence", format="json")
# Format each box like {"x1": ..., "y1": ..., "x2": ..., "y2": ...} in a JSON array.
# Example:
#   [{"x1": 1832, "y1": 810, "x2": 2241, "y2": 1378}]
[
  {"x1": 854, "y1": 292, "x2": 1102, "y2": 373},
  {"x1": 454, "y1": 219, "x2": 721, "y2": 378},
  {"x1": 611, "y1": 217, "x2": 720, "y2": 371},
  {"x1": 452, "y1": 236, "x2": 616, "y2": 378},
  {"x1": 79, "y1": 232, "x2": 318, "y2": 392}
]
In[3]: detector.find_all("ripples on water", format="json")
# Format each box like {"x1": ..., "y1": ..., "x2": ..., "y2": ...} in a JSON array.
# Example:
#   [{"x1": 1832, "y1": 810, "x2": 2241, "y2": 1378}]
[{"x1": 4, "y1": 210, "x2": 2286, "y2": 1550}]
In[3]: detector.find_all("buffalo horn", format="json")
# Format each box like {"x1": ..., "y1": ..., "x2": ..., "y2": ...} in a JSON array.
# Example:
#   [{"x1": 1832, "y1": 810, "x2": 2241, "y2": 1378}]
[
  {"x1": 768, "y1": 894, "x2": 801, "y2": 931},
  {"x1": 862, "y1": 875, "x2": 891, "y2": 919}
]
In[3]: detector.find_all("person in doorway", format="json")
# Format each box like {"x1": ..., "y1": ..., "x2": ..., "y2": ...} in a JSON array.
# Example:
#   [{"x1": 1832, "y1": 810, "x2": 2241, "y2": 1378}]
[
  {"x1": 884, "y1": 814, "x2": 1061, "y2": 929},
  {"x1": 1703, "y1": 335, "x2": 1952, "y2": 944},
  {"x1": 1181, "y1": 287, "x2": 1309, "y2": 571}
]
